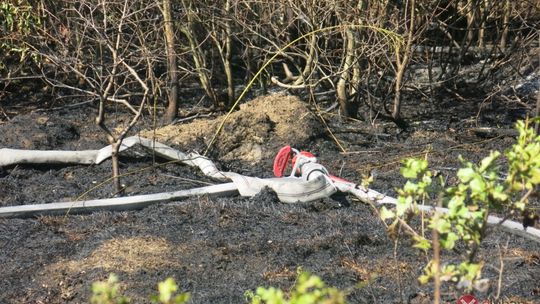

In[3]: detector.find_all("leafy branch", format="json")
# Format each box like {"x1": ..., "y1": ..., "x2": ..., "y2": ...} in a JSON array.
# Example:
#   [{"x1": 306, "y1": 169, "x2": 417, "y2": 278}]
[{"x1": 380, "y1": 119, "x2": 540, "y2": 296}]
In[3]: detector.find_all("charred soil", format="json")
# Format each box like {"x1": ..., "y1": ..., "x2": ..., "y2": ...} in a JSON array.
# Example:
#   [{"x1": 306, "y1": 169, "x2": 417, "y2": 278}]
[{"x1": 0, "y1": 92, "x2": 539, "y2": 303}]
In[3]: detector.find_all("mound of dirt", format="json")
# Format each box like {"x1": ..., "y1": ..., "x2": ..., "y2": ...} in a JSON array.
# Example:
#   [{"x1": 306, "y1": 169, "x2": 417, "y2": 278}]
[{"x1": 143, "y1": 93, "x2": 324, "y2": 166}]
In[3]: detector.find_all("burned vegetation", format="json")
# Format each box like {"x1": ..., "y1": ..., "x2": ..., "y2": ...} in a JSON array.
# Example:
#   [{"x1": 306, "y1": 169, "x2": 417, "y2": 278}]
[{"x1": 1, "y1": 1, "x2": 540, "y2": 303}]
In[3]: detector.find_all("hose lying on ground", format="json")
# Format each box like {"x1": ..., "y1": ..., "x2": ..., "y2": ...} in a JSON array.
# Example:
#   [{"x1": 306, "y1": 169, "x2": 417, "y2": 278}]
[{"x1": 0, "y1": 136, "x2": 539, "y2": 243}]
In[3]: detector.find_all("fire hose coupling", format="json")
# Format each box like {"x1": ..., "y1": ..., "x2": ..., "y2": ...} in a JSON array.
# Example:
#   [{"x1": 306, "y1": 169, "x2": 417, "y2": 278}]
[
  {"x1": 273, "y1": 145, "x2": 330, "y2": 181},
  {"x1": 298, "y1": 162, "x2": 330, "y2": 181},
  {"x1": 290, "y1": 150, "x2": 318, "y2": 178}
]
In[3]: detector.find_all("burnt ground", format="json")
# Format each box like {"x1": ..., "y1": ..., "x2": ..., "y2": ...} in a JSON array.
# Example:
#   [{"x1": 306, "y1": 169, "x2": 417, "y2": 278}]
[{"x1": 0, "y1": 88, "x2": 539, "y2": 304}]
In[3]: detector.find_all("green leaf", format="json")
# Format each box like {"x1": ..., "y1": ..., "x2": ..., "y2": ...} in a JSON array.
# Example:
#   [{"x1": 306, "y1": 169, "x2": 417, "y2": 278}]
[
  {"x1": 403, "y1": 181, "x2": 419, "y2": 193},
  {"x1": 158, "y1": 278, "x2": 178, "y2": 303},
  {"x1": 440, "y1": 264, "x2": 458, "y2": 282},
  {"x1": 432, "y1": 217, "x2": 451, "y2": 234},
  {"x1": 478, "y1": 151, "x2": 500, "y2": 172},
  {"x1": 530, "y1": 167, "x2": 540, "y2": 185},
  {"x1": 491, "y1": 185, "x2": 508, "y2": 202},
  {"x1": 379, "y1": 206, "x2": 395, "y2": 220},
  {"x1": 91, "y1": 273, "x2": 130, "y2": 304},
  {"x1": 439, "y1": 232, "x2": 459, "y2": 249},
  {"x1": 401, "y1": 158, "x2": 428, "y2": 179},
  {"x1": 457, "y1": 167, "x2": 475, "y2": 183},
  {"x1": 459, "y1": 262, "x2": 482, "y2": 282},
  {"x1": 418, "y1": 274, "x2": 430, "y2": 285},
  {"x1": 514, "y1": 201, "x2": 525, "y2": 211},
  {"x1": 256, "y1": 287, "x2": 285, "y2": 304},
  {"x1": 396, "y1": 196, "x2": 411, "y2": 216},
  {"x1": 421, "y1": 174, "x2": 432, "y2": 186},
  {"x1": 173, "y1": 293, "x2": 191, "y2": 304},
  {"x1": 469, "y1": 176, "x2": 486, "y2": 196},
  {"x1": 412, "y1": 235, "x2": 431, "y2": 250},
  {"x1": 447, "y1": 195, "x2": 464, "y2": 215}
]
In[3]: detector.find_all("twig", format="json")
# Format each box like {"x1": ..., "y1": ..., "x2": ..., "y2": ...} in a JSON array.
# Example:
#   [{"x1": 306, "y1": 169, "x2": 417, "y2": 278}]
[
  {"x1": 160, "y1": 174, "x2": 215, "y2": 186},
  {"x1": 33, "y1": 100, "x2": 94, "y2": 112},
  {"x1": 173, "y1": 112, "x2": 216, "y2": 124},
  {"x1": 495, "y1": 238, "x2": 509, "y2": 299},
  {"x1": 340, "y1": 150, "x2": 381, "y2": 154},
  {"x1": 393, "y1": 236, "x2": 405, "y2": 304},
  {"x1": 270, "y1": 76, "x2": 308, "y2": 89},
  {"x1": 324, "y1": 102, "x2": 339, "y2": 112},
  {"x1": 0, "y1": 107, "x2": 11, "y2": 121},
  {"x1": 432, "y1": 198, "x2": 443, "y2": 304},
  {"x1": 44, "y1": 79, "x2": 139, "y2": 115}
]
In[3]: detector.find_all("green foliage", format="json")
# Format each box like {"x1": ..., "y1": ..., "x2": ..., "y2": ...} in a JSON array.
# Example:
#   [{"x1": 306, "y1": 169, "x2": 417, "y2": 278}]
[
  {"x1": 0, "y1": 0, "x2": 41, "y2": 69},
  {"x1": 506, "y1": 120, "x2": 540, "y2": 198},
  {"x1": 150, "y1": 278, "x2": 191, "y2": 304},
  {"x1": 381, "y1": 119, "x2": 540, "y2": 290},
  {"x1": 0, "y1": 0, "x2": 39, "y2": 34},
  {"x1": 92, "y1": 272, "x2": 343, "y2": 304},
  {"x1": 245, "y1": 270, "x2": 346, "y2": 304},
  {"x1": 90, "y1": 274, "x2": 190, "y2": 304},
  {"x1": 380, "y1": 158, "x2": 434, "y2": 221},
  {"x1": 90, "y1": 274, "x2": 130, "y2": 304}
]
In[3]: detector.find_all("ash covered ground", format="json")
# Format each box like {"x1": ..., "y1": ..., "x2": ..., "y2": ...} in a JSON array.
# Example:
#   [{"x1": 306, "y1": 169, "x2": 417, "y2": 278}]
[{"x1": 0, "y1": 93, "x2": 539, "y2": 303}]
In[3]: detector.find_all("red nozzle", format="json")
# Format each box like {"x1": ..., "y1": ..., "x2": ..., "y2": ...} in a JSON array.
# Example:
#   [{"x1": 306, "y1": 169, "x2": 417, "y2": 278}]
[{"x1": 273, "y1": 146, "x2": 293, "y2": 177}]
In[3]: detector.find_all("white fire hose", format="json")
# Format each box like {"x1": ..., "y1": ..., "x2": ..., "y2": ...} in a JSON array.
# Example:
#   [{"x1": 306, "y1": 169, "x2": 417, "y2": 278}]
[{"x1": 0, "y1": 136, "x2": 538, "y2": 244}]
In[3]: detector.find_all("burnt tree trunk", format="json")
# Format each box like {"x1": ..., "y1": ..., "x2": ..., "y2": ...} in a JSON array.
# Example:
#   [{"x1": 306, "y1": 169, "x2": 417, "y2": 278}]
[
  {"x1": 337, "y1": 28, "x2": 359, "y2": 119},
  {"x1": 162, "y1": 0, "x2": 178, "y2": 123},
  {"x1": 391, "y1": 0, "x2": 415, "y2": 128}
]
